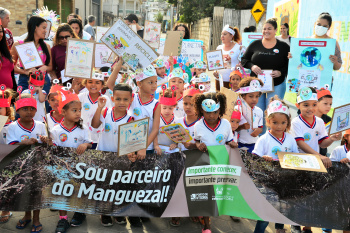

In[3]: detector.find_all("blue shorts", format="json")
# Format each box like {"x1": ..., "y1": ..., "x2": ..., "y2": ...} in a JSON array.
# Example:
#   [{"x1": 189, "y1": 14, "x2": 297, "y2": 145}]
[{"x1": 238, "y1": 142, "x2": 255, "y2": 153}]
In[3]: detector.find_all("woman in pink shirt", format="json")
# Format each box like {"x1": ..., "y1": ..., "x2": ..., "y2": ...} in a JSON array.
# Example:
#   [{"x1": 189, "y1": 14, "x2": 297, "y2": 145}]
[{"x1": 0, "y1": 25, "x2": 14, "y2": 89}]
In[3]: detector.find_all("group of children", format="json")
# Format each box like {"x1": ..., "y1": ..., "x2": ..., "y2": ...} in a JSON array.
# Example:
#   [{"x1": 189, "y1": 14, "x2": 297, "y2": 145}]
[{"x1": 0, "y1": 56, "x2": 347, "y2": 233}]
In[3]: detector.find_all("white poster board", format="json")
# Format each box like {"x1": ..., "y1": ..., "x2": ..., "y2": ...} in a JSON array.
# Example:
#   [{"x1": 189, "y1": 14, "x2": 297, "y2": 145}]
[
  {"x1": 15, "y1": 42, "x2": 44, "y2": 69},
  {"x1": 206, "y1": 50, "x2": 224, "y2": 71},
  {"x1": 143, "y1": 21, "x2": 161, "y2": 49},
  {"x1": 95, "y1": 27, "x2": 109, "y2": 43},
  {"x1": 258, "y1": 70, "x2": 274, "y2": 93},
  {"x1": 329, "y1": 103, "x2": 350, "y2": 135},
  {"x1": 94, "y1": 43, "x2": 113, "y2": 68}
]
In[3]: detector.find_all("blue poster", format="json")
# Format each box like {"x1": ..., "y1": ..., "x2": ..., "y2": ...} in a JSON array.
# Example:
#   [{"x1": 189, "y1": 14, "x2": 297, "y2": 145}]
[
  {"x1": 242, "y1": 33, "x2": 263, "y2": 48},
  {"x1": 287, "y1": 38, "x2": 336, "y2": 92}
]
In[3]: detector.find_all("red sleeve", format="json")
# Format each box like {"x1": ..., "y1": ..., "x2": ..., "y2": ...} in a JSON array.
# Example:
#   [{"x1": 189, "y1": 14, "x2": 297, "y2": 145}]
[{"x1": 102, "y1": 108, "x2": 108, "y2": 118}]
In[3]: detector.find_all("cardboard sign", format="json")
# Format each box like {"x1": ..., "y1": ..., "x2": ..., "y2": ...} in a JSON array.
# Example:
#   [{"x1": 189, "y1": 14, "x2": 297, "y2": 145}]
[
  {"x1": 100, "y1": 19, "x2": 159, "y2": 71},
  {"x1": 94, "y1": 43, "x2": 113, "y2": 68},
  {"x1": 64, "y1": 38, "x2": 95, "y2": 79},
  {"x1": 328, "y1": 103, "x2": 350, "y2": 135},
  {"x1": 143, "y1": 21, "x2": 161, "y2": 49},
  {"x1": 0, "y1": 116, "x2": 8, "y2": 132},
  {"x1": 160, "y1": 123, "x2": 192, "y2": 143},
  {"x1": 95, "y1": 27, "x2": 109, "y2": 42},
  {"x1": 163, "y1": 31, "x2": 184, "y2": 56},
  {"x1": 258, "y1": 70, "x2": 274, "y2": 93},
  {"x1": 118, "y1": 118, "x2": 149, "y2": 156},
  {"x1": 236, "y1": 96, "x2": 253, "y2": 129},
  {"x1": 220, "y1": 87, "x2": 239, "y2": 121},
  {"x1": 277, "y1": 151, "x2": 327, "y2": 173},
  {"x1": 206, "y1": 50, "x2": 224, "y2": 71},
  {"x1": 15, "y1": 42, "x2": 44, "y2": 69}
]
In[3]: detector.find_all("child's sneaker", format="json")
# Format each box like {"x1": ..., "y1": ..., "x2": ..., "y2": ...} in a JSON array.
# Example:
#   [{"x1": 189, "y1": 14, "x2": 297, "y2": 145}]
[
  {"x1": 70, "y1": 212, "x2": 86, "y2": 227},
  {"x1": 100, "y1": 215, "x2": 113, "y2": 227},
  {"x1": 115, "y1": 217, "x2": 127, "y2": 225},
  {"x1": 55, "y1": 219, "x2": 70, "y2": 233}
]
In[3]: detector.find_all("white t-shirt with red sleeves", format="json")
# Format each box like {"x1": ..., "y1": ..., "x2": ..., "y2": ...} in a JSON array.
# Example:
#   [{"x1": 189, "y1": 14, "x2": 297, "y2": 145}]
[
  {"x1": 290, "y1": 115, "x2": 329, "y2": 153},
  {"x1": 0, "y1": 121, "x2": 12, "y2": 144},
  {"x1": 51, "y1": 123, "x2": 92, "y2": 148},
  {"x1": 174, "y1": 96, "x2": 185, "y2": 119},
  {"x1": 194, "y1": 118, "x2": 234, "y2": 146},
  {"x1": 330, "y1": 145, "x2": 350, "y2": 162},
  {"x1": 22, "y1": 89, "x2": 46, "y2": 122},
  {"x1": 6, "y1": 120, "x2": 47, "y2": 144},
  {"x1": 97, "y1": 107, "x2": 134, "y2": 152},
  {"x1": 175, "y1": 117, "x2": 201, "y2": 151},
  {"x1": 158, "y1": 114, "x2": 176, "y2": 146},
  {"x1": 44, "y1": 111, "x2": 63, "y2": 131},
  {"x1": 235, "y1": 105, "x2": 263, "y2": 144},
  {"x1": 252, "y1": 131, "x2": 299, "y2": 160}
]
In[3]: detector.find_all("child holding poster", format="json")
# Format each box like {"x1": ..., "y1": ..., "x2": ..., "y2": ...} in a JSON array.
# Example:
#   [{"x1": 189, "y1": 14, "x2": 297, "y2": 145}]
[
  {"x1": 192, "y1": 61, "x2": 207, "y2": 79},
  {"x1": 330, "y1": 129, "x2": 350, "y2": 162},
  {"x1": 169, "y1": 67, "x2": 186, "y2": 118},
  {"x1": 229, "y1": 70, "x2": 242, "y2": 92},
  {"x1": 44, "y1": 83, "x2": 64, "y2": 130}
]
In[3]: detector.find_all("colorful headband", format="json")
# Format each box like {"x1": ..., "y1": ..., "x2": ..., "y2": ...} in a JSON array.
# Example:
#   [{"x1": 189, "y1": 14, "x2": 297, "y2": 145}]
[
  {"x1": 297, "y1": 87, "x2": 318, "y2": 104},
  {"x1": 48, "y1": 80, "x2": 63, "y2": 96},
  {"x1": 267, "y1": 100, "x2": 290, "y2": 117},
  {"x1": 0, "y1": 85, "x2": 11, "y2": 108},
  {"x1": 223, "y1": 25, "x2": 235, "y2": 36},
  {"x1": 230, "y1": 70, "x2": 242, "y2": 79},
  {"x1": 194, "y1": 61, "x2": 207, "y2": 69},
  {"x1": 168, "y1": 67, "x2": 184, "y2": 81},
  {"x1": 102, "y1": 72, "x2": 109, "y2": 78},
  {"x1": 153, "y1": 58, "x2": 165, "y2": 68},
  {"x1": 201, "y1": 99, "x2": 220, "y2": 112},
  {"x1": 239, "y1": 79, "x2": 262, "y2": 94},
  {"x1": 184, "y1": 85, "x2": 200, "y2": 97},
  {"x1": 29, "y1": 70, "x2": 46, "y2": 86},
  {"x1": 317, "y1": 88, "x2": 332, "y2": 100},
  {"x1": 231, "y1": 110, "x2": 241, "y2": 120},
  {"x1": 15, "y1": 85, "x2": 37, "y2": 110},
  {"x1": 56, "y1": 86, "x2": 80, "y2": 114},
  {"x1": 159, "y1": 85, "x2": 177, "y2": 106},
  {"x1": 195, "y1": 73, "x2": 210, "y2": 83},
  {"x1": 136, "y1": 65, "x2": 157, "y2": 82},
  {"x1": 345, "y1": 129, "x2": 350, "y2": 135},
  {"x1": 93, "y1": 73, "x2": 104, "y2": 81}
]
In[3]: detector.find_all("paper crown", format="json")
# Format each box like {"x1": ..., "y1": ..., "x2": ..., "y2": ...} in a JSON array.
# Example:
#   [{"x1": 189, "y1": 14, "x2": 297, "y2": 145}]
[
  {"x1": 0, "y1": 85, "x2": 11, "y2": 108},
  {"x1": 267, "y1": 100, "x2": 290, "y2": 117},
  {"x1": 29, "y1": 70, "x2": 46, "y2": 86},
  {"x1": 230, "y1": 70, "x2": 242, "y2": 78},
  {"x1": 239, "y1": 79, "x2": 262, "y2": 94},
  {"x1": 231, "y1": 110, "x2": 241, "y2": 120},
  {"x1": 56, "y1": 86, "x2": 80, "y2": 114},
  {"x1": 153, "y1": 58, "x2": 165, "y2": 68},
  {"x1": 168, "y1": 67, "x2": 184, "y2": 80},
  {"x1": 297, "y1": 87, "x2": 318, "y2": 104},
  {"x1": 317, "y1": 88, "x2": 332, "y2": 100},
  {"x1": 48, "y1": 80, "x2": 63, "y2": 96},
  {"x1": 135, "y1": 65, "x2": 157, "y2": 82},
  {"x1": 223, "y1": 24, "x2": 235, "y2": 36},
  {"x1": 194, "y1": 73, "x2": 210, "y2": 83},
  {"x1": 184, "y1": 85, "x2": 200, "y2": 97},
  {"x1": 194, "y1": 61, "x2": 207, "y2": 69},
  {"x1": 159, "y1": 84, "x2": 177, "y2": 106},
  {"x1": 201, "y1": 99, "x2": 220, "y2": 112},
  {"x1": 93, "y1": 73, "x2": 104, "y2": 81},
  {"x1": 15, "y1": 85, "x2": 37, "y2": 110},
  {"x1": 344, "y1": 129, "x2": 350, "y2": 135}
]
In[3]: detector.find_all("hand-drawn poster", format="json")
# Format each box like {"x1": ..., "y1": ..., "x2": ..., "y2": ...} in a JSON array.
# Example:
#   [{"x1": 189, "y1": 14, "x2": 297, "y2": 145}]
[
  {"x1": 206, "y1": 50, "x2": 224, "y2": 71},
  {"x1": 220, "y1": 87, "x2": 239, "y2": 121},
  {"x1": 15, "y1": 42, "x2": 44, "y2": 69},
  {"x1": 277, "y1": 151, "x2": 327, "y2": 173},
  {"x1": 329, "y1": 103, "x2": 350, "y2": 135},
  {"x1": 143, "y1": 21, "x2": 161, "y2": 49},
  {"x1": 236, "y1": 96, "x2": 253, "y2": 129},
  {"x1": 163, "y1": 31, "x2": 184, "y2": 56},
  {"x1": 258, "y1": 70, "x2": 274, "y2": 93},
  {"x1": 96, "y1": 27, "x2": 109, "y2": 43},
  {"x1": 118, "y1": 117, "x2": 149, "y2": 155},
  {"x1": 160, "y1": 123, "x2": 192, "y2": 143},
  {"x1": 64, "y1": 38, "x2": 95, "y2": 79},
  {"x1": 242, "y1": 33, "x2": 263, "y2": 48},
  {"x1": 273, "y1": 0, "x2": 300, "y2": 37},
  {"x1": 287, "y1": 38, "x2": 336, "y2": 93},
  {"x1": 94, "y1": 43, "x2": 113, "y2": 68},
  {"x1": 101, "y1": 19, "x2": 159, "y2": 71}
]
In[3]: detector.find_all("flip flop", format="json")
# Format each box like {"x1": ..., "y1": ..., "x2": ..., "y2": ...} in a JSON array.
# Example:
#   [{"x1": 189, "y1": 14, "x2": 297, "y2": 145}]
[
  {"x1": 31, "y1": 224, "x2": 43, "y2": 233},
  {"x1": 16, "y1": 219, "x2": 31, "y2": 229},
  {"x1": 0, "y1": 212, "x2": 12, "y2": 224}
]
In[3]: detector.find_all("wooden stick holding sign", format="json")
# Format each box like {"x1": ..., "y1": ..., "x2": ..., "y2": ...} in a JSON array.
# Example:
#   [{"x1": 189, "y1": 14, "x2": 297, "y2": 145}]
[
  {"x1": 277, "y1": 151, "x2": 327, "y2": 173},
  {"x1": 328, "y1": 103, "x2": 350, "y2": 135}
]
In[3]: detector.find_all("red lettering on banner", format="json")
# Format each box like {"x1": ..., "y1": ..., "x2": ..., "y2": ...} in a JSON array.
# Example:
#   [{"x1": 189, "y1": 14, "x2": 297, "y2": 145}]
[
  {"x1": 248, "y1": 35, "x2": 263, "y2": 39},
  {"x1": 298, "y1": 41, "x2": 327, "y2": 47}
]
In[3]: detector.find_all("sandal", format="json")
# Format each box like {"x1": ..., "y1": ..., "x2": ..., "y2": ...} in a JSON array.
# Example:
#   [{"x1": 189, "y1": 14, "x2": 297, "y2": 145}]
[
  {"x1": 31, "y1": 224, "x2": 43, "y2": 233},
  {"x1": 0, "y1": 212, "x2": 12, "y2": 224},
  {"x1": 170, "y1": 217, "x2": 180, "y2": 227},
  {"x1": 190, "y1": 217, "x2": 200, "y2": 223},
  {"x1": 16, "y1": 219, "x2": 32, "y2": 229}
]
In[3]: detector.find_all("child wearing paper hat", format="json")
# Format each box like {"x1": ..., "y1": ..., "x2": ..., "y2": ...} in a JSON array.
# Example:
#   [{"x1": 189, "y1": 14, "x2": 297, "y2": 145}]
[
  {"x1": 193, "y1": 73, "x2": 211, "y2": 93},
  {"x1": 169, "y1": 67, "x2": 186, "y2": 119},
  {"x1": 0, "y1": 85, "x2": 15, "y2": 144},
  {"x1": 229, "y1": 69, "x2": 242, "y2": 92},
  {"x1": 330, "y1": 129, "x2": 350, "y2": 163}
]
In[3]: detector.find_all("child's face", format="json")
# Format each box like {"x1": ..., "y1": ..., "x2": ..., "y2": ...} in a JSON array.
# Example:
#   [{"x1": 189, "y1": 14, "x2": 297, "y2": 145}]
[
  {"x1": 0, "y1": 107, "x2": 6, "y2": 116},
  {"x1": 230, "y1": 75, "x2": 241, "y2": 89},
  {"x1": 161, "y1": 105, "x2": 176, "y2": 118},
  {"x1": 267, "y1": 113, "x2": 288, "y2": 134},
  {"x1": 48, "y1": 93, "x2": 59, "y2": 111},
  {"x1": 198, "y1": 81, "x2": 211, "y2": 92},
  {"x1": 85, "y1": 80, "x2": 103, "y2": 94},
  {"x1": 202, "y1": 109, "x2": 220, "y2": 124},
  {"x1": 298, "y1": 100, "x2": 317, "y2": 119},
  {"x1": 72, "y1": 78, "x2": 83, "y2": 88},
  {"x1": 33, "y1": 84, "x2": 44, "y2": 92},
  {"x1": 17, "y1": 106, "x2": 37, "y2": 122},
  {"x1": 230, "y1": 118, "x2": 240, "y2": 132},
  {"x1": 242, "y1": 92, "x2": 260, "y2": 108},
  {"x1": 169, "y1": 77, "x2": 184, "y2": 94},
  {"x1": 317, "y1": 97, "x2": 332, "y2": 115},
  {"x1": 112, "y1": 90, "x2": 132, "y2": 112},
  {"x1": 156, "y1": 67, "x2": 166, "y2": 77},
  {"x1": 62, "y1": 101, "x2": 82, "y2": 123},
  {"x1": 196, "y1": 68, "x2": 206, "y2": 75},
  {"x1": 344, "y1": 134, "x2": 350, "y2": 144},
  {"x1": 183, "y1": 96, "x2": 196, "y2": 116},
  {"x1": 138, "y1": 76, "x2": 158, "y2": 95}
]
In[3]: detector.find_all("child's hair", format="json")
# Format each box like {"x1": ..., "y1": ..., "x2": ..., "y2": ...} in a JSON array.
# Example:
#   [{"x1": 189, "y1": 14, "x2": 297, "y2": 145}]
[
  {"x1": 0, "y1": 89, "x2": 15, "y2": 120},
  {"x1": 265, "y1": 95, "x2": 291, "y2": 132},
  {"x1": 318, "y1": 88, "x2": 333, "y2": 102},
  {"x1": 113, "y1": 83, "x2": 132, "y2": 95},
  {"x1": 16, "y1": 93, "x2": 33, "y2": 101},
  {"x1": 28, "y1": 71, "x2": 45, "y2": 85},
  {"x1": 82, "y1": 78, "x2": 105, "y2": 86},
  {"x1": 238, "y1": 77, "x2": 264, "y2": 96},
  {"x1": 160, "y1": 88, "x2": 177, "y2": 98},
  {"x1": 193, "y1": 91, "x2": 226, "y2": 118},
  {"x1": 62, "y1": 100, "x2": 84, "y2": 129}
]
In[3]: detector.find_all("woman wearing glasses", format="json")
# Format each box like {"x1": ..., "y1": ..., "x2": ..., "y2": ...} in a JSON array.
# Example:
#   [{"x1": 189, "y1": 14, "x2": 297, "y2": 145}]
[{"x1": 50, "y1": 23, "x2": 78, "y2": 83}]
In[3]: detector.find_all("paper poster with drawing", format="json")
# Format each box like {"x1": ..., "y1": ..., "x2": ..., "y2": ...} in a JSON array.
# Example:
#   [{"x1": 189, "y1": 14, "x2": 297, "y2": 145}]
[
  {"x1": 101, "y1": 19, "x2": 159, "y2": 71},
  {"x1": 0, "y1": 115, "x2": 8, "y2": 132},
  {"x1": 94, "y1": 43, "x2": 113, "y2": 68},
  {"x1": 220, "y1": 87, "x2": 239, "y2": 122},
  {"x1": 96, "y1": 27, "x2": 109, "y2": 42},
  {"x1": 278, "y1": 152, "x2": 327, "y2": 173},
  {"x1": 329, "y1": 103, "x2": 350, "y2": 135},
  {"x1": 143, "y1": 21, "x2": 161, "y2": 49},
  {"x1": 236, "y1": 96, "x2": 253, "y2": 129},
  {"x1": 258, "y1": 70, "x2": 274, "y2": 93},
  {"x1": 287, "y1": 38, "x2": 336, "y2": 93},
  {"x1": 64, "y1": 38, "x2": 95, "y2": 79},
  {"x1": 242, "y1": 33, "x2": 263, "y2": 48},
  {"x1": 160, "y1": 123, "x2": 192, "y2": 143},
  {"x1": 15, "y1": 42, "x2": 44, "y2": 69},
  {"x1": 118, "y1": 118, "x2": 149, "y2": 156},
  {"x1": 206, "y1": 50, "x2": 224, "y2": 71}
]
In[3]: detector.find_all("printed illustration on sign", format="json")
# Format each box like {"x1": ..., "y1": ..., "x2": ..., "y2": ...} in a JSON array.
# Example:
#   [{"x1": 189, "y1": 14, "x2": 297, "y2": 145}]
[
  {"x1": 94, "y1": 44, "x2": 113, "y2": 68},
  {"x1": 15, "y1": 42, "x2": 44, "y2": 69},
  {"x1": 206, "y1": 50, "x2": 224, "y2": 71},
  {"x1": 329, "y1": 103, "x2": 350, "y2": 135},
  {"x1": 161, "y1": 123, "x2": 192, "y2": 143},
  {"x1": 144, "y1": 21, "x2": 161, "y2": 49}
]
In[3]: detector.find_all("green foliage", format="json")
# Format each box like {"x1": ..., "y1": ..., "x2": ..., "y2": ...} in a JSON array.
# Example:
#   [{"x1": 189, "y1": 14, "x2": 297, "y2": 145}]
[
  {"x1": 155, "y1": 11, "x2": 164, "y2": 23},
  {"x1": 289, "y1": 8, "x2": 299, "y2": 37}
]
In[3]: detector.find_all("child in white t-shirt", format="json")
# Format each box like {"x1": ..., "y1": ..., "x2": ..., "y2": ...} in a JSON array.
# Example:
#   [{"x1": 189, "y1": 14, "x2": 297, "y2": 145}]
[
  {"x1": 330, "y1": 129, "x2": 350, "y2": 162},
  {"x1": 169, "y1": 67, "x2": 186, "y2": 119}
]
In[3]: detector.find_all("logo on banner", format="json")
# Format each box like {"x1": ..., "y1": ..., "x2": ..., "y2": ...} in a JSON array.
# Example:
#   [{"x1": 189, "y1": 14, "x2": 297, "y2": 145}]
[{"x1": 190, "y1": 193, "x2": 208, "y2": 201}]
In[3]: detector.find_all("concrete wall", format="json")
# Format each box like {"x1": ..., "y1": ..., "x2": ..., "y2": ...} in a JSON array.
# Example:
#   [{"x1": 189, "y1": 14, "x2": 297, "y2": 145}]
[
  {"x1": 190, "y1": 17, "x2": 212, "y2": 51},
  {"x1": 75, "y1": 0, "x2": 92, "y2": 24}
]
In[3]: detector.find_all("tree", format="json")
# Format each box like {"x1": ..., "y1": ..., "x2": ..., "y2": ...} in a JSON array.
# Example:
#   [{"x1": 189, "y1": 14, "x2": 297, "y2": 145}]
[{"x1": 155, "y1": 11, "x2": 164, "y2": 23}]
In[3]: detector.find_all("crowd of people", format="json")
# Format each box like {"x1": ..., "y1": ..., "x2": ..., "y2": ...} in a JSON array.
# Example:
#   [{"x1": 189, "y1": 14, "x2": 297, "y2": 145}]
[{"x1": 0, "y1": 6, "x2": 346, "y2": 233}]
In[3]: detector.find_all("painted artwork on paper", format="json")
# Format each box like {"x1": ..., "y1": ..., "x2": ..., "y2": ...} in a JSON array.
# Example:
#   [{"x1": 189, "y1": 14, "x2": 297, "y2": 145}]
[
  {"x1": 144, "y1": 21, "x2": 161, "y2": 49},
  {"x1": 15, "y1": 42, "x2": 44, "y2": 69}
]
